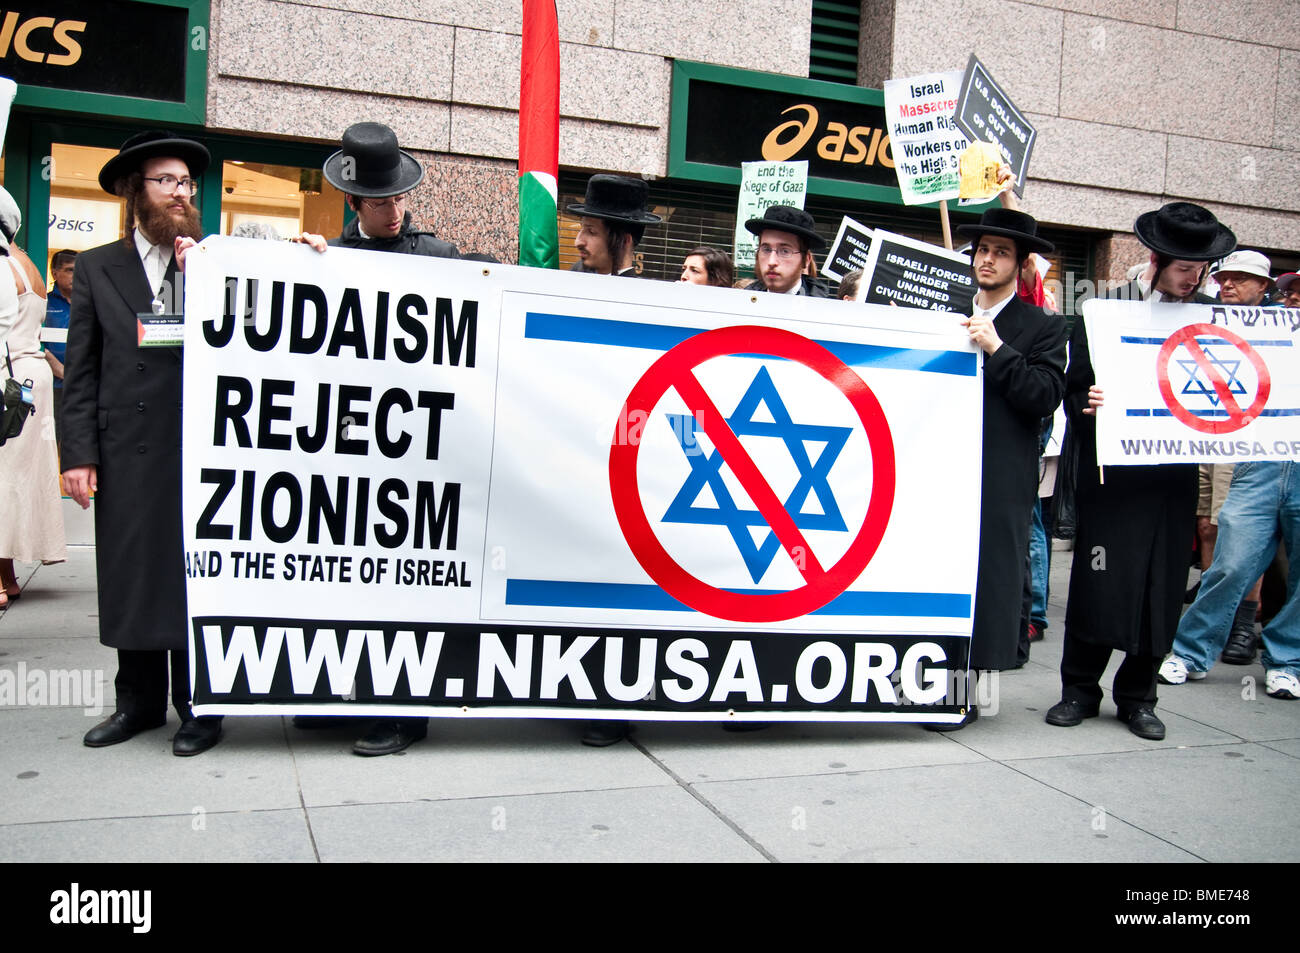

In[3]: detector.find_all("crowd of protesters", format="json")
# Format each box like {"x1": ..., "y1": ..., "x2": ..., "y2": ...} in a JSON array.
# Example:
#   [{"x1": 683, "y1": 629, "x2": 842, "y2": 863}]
[{"x1": 1, "y1": 121, "x2": 1295, "y2": 760}]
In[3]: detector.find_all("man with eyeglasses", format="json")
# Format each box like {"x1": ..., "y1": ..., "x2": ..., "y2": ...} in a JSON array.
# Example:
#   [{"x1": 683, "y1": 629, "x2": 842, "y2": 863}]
[
  {"x1": 743, "y1": 206, "x2": 829, "y2": 297},
  {"x1": 62, "y1": 130, "x2": 224, "y2": 757}
]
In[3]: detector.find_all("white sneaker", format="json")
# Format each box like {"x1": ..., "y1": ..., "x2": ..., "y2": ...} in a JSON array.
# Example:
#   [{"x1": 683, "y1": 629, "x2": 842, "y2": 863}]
[
  {"x1": 1158, "y1": 656, "x2": 1206, "y2": 685},
  {"x1": 1265, "y1": 670, "x2": 1300, "y2": 700}
]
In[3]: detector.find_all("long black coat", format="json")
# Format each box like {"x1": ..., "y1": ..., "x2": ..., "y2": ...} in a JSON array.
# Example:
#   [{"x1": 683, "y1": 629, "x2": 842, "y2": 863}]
[
  {"x1": 969, "y1": 295, "x2": 1068, "y2": 670},
  {"x1": 1062, "y1": 282, "x2": 1205, "y2": 655},
  {"x1": 61, "y1": 236, "x2": 187, "y2": 651}
]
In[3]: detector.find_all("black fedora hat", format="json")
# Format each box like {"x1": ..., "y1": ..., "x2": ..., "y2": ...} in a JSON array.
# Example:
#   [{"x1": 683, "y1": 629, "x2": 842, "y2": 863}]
[
  {"x1": 97, "y1": 130, "x2": 211, "y2": 195},
  {"x1": 322, "y1": 122, "x2": 425, "y2": 198},
  {"x1": 566, "y1": 174, "x2": 662, "y2": 224},
  {"x1": 1133, "y1": 202, "x2": 1236, "y2": 261},
  {"x1": 955, "y1": 207, "x2": 1054, "y2": 255},
  {"x1": 744, "y1": 205, "x2": 825, "y2": 250}
]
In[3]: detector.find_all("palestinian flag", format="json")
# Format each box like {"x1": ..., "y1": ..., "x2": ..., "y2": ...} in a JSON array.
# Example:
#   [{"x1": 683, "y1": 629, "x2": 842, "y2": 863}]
[{"x1": 518, "y1": 0, "x2": 559, "y2": 268}]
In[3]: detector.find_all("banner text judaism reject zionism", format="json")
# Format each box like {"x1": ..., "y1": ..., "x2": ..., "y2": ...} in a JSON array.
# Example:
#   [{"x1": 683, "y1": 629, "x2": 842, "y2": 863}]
[{"x1": 192, "y1": 273, "x2": 477, "y2": 587}]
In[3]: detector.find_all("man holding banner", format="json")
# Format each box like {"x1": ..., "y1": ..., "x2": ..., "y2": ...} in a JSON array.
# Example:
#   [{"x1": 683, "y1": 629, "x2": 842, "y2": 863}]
[
  {"x1": 1048, "y1": 202, "x2": 1236, "y2": 740},
  {"x1": 63, "y1": 132, "x2": 223, "y2": 756},
  {"x1": 927, "y1": 208, "x2": 1066, "y2": 730},
  {"x1": 292, "y1": 122, "x2": 460, "y2": 757}
]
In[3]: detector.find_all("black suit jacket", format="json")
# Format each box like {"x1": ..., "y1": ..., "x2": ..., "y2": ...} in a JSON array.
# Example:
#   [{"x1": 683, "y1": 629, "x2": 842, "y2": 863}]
[{"x1": 62, "y1": 235, "x2": 188, "y2": 651}]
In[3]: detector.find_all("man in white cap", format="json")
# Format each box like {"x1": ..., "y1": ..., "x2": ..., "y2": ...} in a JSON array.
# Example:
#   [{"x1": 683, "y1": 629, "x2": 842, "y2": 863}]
[
  {"x1": 1160, "y1": 248, "x2": 1300, "y2": 700},
  {"x1": 1192, "y1": 250, "x2": 1278, "y2": 664}
]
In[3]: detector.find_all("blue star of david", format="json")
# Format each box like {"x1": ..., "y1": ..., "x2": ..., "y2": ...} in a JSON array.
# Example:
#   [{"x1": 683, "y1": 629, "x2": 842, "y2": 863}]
[
  {"x1": 1177, "y1": 346, "x2": 1246, "y2": 408},
  {"x1": 661, "y1": 366, "x2": 852, "y2": 584}
]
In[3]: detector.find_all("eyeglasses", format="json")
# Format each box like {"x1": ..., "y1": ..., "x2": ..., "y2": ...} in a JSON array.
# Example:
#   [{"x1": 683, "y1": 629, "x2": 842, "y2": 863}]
[
  {"x1": 143, "y1": 174, "x2": 198, "y2": 196},
  {"x1": 360, "y1": 194, "x2": 409, "y2": 211},
  {"x1": 758, "y1": 245, "x2": 800, "y2": 260}
]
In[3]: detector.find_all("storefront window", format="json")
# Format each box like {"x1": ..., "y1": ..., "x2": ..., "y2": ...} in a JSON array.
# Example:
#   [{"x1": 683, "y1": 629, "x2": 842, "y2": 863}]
[
  {"x1": 46, "y1": 143, "x2": 125, "y2": 277},
  {"x1": 218, "y1": 160, "x2": 344, "y2": 240}
]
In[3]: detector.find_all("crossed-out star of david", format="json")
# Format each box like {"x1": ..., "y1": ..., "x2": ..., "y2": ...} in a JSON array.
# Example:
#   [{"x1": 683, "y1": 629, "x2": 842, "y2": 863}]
[
  {"x1": 660, "y1": 366, "x2": 852, "y2": 584},
  {"x1": 1177, "y1": 345, "x2": 1247, "y2": 408}
]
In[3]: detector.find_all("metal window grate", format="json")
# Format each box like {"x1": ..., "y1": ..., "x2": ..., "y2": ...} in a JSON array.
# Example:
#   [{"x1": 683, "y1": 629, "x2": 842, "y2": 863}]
[{"x1": 810, "y1": 0, "x2": 861, "y2": 83}]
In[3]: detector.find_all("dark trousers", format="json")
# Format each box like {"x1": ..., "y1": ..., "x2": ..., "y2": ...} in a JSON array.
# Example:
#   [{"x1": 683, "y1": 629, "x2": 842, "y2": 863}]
[
  {"x1": 1060, "y1": 638, "x2": 1159, "y2": 711},
  {"x1": 115, "y1": 648, "x2": 219, "y2": 725}
]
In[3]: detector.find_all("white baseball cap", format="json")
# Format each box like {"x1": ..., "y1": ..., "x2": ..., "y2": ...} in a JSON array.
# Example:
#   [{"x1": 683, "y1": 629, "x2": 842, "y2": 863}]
[{"x1": 1211, "y1": 249, "x2": 1272, "y2": 282}]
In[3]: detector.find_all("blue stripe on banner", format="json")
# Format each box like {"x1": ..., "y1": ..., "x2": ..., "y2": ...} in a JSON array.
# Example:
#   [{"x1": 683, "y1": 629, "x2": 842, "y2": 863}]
[
  {"x1": 1126, "y1": 408, "x2": 1300, "y2": 418},
  {"x1": 505, "y1": 579, "x2": 971, "y2": 618},
  {"x1": 524, "y1": 312, "x2": 976, "y2": 377},
  {"x1": 1119, "y1": 335, "x2": 1294, "y2": 347}
]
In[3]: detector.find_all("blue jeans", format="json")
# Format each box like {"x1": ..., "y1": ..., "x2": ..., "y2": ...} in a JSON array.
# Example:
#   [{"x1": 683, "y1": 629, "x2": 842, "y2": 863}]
[
  {"x1": 1029, "y1": 499, "x2": 1050, "y2": 627},
  {"x1": 1171, "y1": 461, "x2": 1300, "y2": 676}
]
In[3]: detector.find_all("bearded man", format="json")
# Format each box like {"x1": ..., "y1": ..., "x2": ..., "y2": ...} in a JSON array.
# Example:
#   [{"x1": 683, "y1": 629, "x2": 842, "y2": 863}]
[{"x1": 62, "y1": 131, "x2": 223, "y2": 757}]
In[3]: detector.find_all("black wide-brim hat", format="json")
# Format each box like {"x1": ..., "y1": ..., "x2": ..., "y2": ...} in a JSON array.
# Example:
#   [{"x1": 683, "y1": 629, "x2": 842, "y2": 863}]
[
  {"x1": 955, "y1": 207, "x2": 1054, "y2": 255},
  {"x1": 566, "y1": 174, "x2": 662, "y2": 224},
  {"x1": 1133, "y1": 202, "x2": 1236, "y2": 261},
  {"x1": 744, "y1": 205, "x2": 825, "y2": 250},
  {"x1": 322, "y1": 122, "x2": 425, "y2": 198},
  {"x1": 98, "y1": 130, "x2": 211, "y2": 195}
]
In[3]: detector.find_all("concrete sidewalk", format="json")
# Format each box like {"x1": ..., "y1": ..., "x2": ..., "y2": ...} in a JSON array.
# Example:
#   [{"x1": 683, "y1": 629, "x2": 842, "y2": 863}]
[{"x1": 1, "y1": 546, "x2": 1296, "y2": 863}]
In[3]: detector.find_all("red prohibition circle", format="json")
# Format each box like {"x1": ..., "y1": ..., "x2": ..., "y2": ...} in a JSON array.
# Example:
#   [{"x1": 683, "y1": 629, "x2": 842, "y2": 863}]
[
  {"x1": 608, "y1": 325, "x2": 896, "y2": 623},
  {"x1": 1156, "y1": 323, "x2": 1270, "y2": 435}
]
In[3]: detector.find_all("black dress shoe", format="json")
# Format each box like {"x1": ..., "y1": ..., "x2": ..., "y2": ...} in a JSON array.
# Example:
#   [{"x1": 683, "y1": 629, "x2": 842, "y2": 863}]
[
  {"x1": 1220, "y1": 625, "x2": 1259, "y2": 665},
  {"x1": 352, "y1": 718, "x2": 428, "y2": 756},
  {"x1": 173, "y1": 717, "x2": 223, "y2": 757},
  {"x1": 1045, "y1": 698, "x2": 1100, "y2": 727},
  {"x1": 581, "y1": 720, "x2": 630, "y2": 747},
  {"x1": 83, "y1": 711, "x2": 166, "y2": 748},
  {"x1": 923, "y1": 706, "x2": 978, "y2": 732},
  {"x1": 291, "y1": 714, "x2": 354, "y2": 729},
  {"x1": 1118, "y1": 706, "x2": 1166, "y2": 740}
]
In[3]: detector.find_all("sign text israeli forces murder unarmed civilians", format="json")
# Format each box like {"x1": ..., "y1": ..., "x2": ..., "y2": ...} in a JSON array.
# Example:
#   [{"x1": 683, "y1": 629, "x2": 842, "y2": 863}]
[
  {"x1": 953, "y1": 55, "x2": 1035, "y2": 198},
  {"x1": 857, "y1": 229, "x2": 975, "y2": 313},
  {"x1": 182, "y1": 237, "x2": 984, "y2": 725}
]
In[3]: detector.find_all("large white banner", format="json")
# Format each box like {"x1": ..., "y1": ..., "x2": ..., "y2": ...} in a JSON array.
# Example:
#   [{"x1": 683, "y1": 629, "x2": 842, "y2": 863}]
[
  {"x1": 1086, "y1": 299, "x2": 1300, "y2": 465},
  {"x1": 182, "y1": 237, "x2": 983, "y2": 723}
]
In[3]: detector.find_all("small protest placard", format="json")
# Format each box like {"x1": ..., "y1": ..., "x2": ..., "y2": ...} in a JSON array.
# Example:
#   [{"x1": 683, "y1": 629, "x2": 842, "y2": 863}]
[
  {"x1": 1086, "y1": 300, "x2": 1300, "y2": 465},
  {"x1": 954, "y1": 55, "x2": 1035, "y2": 198},
  {"x1": 883, "y1": 71, "x2": 968, "y2": 206},
  {"x1": 734, "y1": 160, "x2": 808, "y2": 271},
  {"x1": 823, "y1": 216, "x2": 874, "y2": 281},
  {"x1": 859, "y1": 229, "x2": 975, "y2": 314}
]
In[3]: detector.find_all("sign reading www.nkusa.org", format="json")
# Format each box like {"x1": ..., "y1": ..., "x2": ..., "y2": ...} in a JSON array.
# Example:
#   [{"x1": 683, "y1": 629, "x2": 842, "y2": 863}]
[
  {"x1": 182, "y1": 238, "x2": 985, "y2": 724},
  {"x1": 1085, "y1": 299, "x2": 1300, "y2": 466}
]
